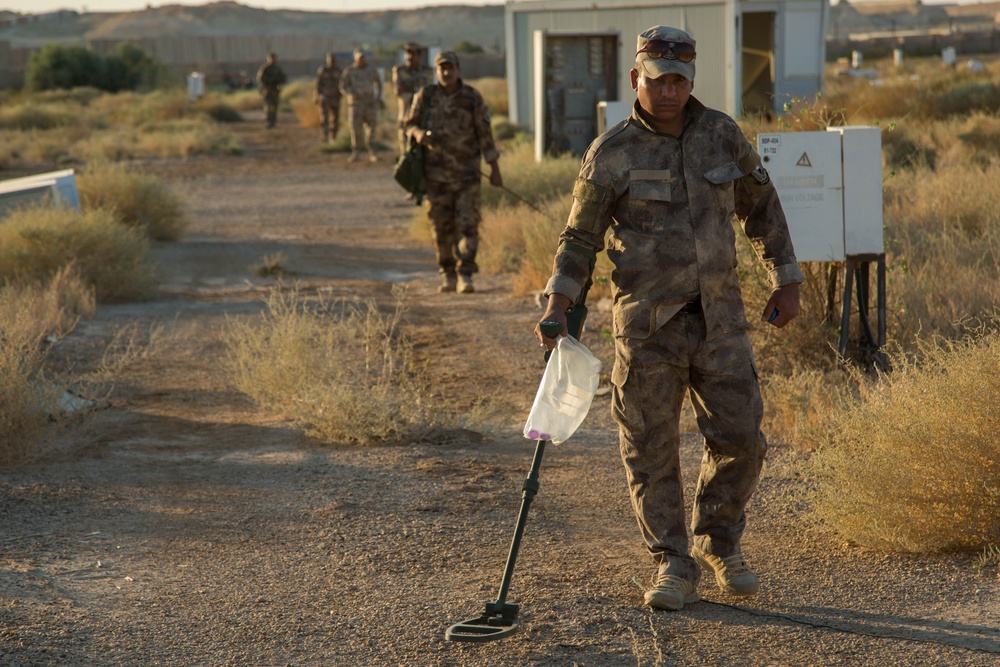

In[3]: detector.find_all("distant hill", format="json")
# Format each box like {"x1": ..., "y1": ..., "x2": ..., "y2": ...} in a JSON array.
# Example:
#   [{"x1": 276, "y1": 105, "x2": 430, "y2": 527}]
[
  {"x1": 0, "y1": 1, "x2": 507, "y2": 87},
  {"x1": 0, "y1": 1, "x2": 506, "y2": 53}
]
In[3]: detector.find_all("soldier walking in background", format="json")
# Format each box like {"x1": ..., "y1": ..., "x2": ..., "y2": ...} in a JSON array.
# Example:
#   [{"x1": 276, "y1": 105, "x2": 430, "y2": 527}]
[
  {"x1": 340, "y1": 48, "x2": 383, "y2": 162},
  {"x1": 391, "y1": 43, "x2": 433, "y2": 156},
  {"x1": 404, "y1": 51, "x2": 502, "y2": 294},
  {"x1": 314, "y1": 52, "x2": 343, "y2": 143},
  {"x1": 256, "y1": 52, "x2": 287, "y2": 129}
]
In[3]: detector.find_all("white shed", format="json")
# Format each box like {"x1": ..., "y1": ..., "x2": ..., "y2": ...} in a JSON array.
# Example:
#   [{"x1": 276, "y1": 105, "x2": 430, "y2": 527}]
[{"x1": 504, "y1": 0, "x2": 829, "y2": 157}]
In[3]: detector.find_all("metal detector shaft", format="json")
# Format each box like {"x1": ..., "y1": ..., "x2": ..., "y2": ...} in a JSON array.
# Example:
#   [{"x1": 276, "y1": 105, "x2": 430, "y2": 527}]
[
  {"x1": 494, "y1": 437, "x2": 546, "y2": 607},
  {"x1": 479, "y1": 169, "x2": 546, "y2": 215}
]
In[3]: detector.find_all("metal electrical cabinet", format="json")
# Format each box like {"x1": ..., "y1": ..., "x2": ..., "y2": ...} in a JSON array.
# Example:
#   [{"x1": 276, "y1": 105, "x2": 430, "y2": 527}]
[
  {"x1": 757, "y1": 127, "x2": 886, "y2": 365},
  {"x1": 756, "y1": 127, "x2": 883, "y2": 261},
  {"x1": 533, "y1": 32, "x2": 618, "y2": 161}
]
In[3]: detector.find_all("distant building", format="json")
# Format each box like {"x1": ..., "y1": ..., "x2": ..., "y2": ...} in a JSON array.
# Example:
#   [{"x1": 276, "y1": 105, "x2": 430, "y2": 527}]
[{"x1": 505, "y1": 0, "x2": 829, "y2": 156}]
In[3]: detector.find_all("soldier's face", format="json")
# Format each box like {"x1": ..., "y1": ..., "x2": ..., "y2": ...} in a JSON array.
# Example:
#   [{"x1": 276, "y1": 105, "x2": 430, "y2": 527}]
[
  {"x1": 355, "y1": 53, "x2": 367, "y2": 67},
  {"x1": 631, "y1": 69, "x2": 692, "y2": 128},
  {"x1": 436, "y1": 62, "x2": 459, "y2": 89},
  {"x1": 405, "y1": 51, "x2": 418, "y2": 67}
]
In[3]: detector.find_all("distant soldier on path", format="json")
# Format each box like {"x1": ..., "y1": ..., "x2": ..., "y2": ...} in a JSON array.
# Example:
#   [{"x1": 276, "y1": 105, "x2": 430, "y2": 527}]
[
  {"x1": 391, "y1": 43, "x2": 434, "y2": 156},
  {"x1": 340, "y1": 48, "x2": 383, "y2": 162},
  {"x1": 314, "y1": 52, "x2": 343, "y2": 143},
  {"x1": 256, "y1": 52, "x2": 287, "y2": 129},
  {"x1": 404, "y1": 51, "x2": 502, "y2": 294}
]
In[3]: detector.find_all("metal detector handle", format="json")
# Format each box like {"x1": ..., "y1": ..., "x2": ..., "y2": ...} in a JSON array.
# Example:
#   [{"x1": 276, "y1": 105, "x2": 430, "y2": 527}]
[{"x1": 538, "y1": 321, "x2": 561, "y2": 362}]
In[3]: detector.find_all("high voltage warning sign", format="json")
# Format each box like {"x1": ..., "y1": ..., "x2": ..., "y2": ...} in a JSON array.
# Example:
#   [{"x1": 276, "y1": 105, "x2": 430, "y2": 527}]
[{"x1": 796, "y1": 153, "x2": 812, "y2": 167}]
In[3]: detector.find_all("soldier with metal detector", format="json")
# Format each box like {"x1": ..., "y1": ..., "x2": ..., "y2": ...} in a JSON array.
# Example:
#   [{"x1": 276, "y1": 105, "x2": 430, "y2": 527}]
[{"x1": 535, "y1": 26, "x2": 804, "y2": 611}]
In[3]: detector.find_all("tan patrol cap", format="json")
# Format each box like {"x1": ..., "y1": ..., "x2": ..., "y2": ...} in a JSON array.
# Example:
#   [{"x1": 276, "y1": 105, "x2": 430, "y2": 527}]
[
  {"x1": 635, "y1": 26, "x2": 696, "y2": 81},
  {"x1": 434, "y1": 51, "x2": 460, "y2": 67},
  {"x1": 404, "y1": 42, "x2": 421, "y2": 52}
]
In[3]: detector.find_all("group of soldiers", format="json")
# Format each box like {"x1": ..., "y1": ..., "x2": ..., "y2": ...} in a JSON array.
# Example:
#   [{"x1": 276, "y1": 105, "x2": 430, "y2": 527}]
[{"x1": 255, "y1": 43, "x2": 435, "y2": 163}]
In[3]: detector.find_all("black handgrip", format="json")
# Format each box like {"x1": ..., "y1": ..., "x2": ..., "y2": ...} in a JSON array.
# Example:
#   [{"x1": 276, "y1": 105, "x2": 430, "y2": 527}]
[{"x1": 538, "y1": 321, "x2": 562, "y2": 339}]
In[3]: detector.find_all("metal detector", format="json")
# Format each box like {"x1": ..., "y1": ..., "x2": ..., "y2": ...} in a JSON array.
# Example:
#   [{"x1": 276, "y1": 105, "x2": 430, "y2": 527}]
[{"x1": 444, "y1": 320, "x2": 564, "y2": 643}]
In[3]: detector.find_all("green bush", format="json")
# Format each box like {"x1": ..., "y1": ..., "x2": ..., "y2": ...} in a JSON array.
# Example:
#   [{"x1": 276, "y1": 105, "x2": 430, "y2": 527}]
[{"x1": 25, "y1": 42, "x2": 163, "y2": 93}]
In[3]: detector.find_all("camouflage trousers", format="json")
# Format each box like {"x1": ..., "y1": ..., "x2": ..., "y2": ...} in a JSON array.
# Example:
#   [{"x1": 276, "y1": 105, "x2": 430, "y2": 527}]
[
  {"x1": 611, "y1": 307, "x2": 766, "y2": 584},
  {"x1": 318, "y1": 96, "x2": 341, "y2": 140},
  {"x1": 397, "y1": 94, "x2": 414, "y2": 156},
  {"x1": 262, "y1": 88, "x2": 280, "y2": 127},
  {"x1": 348, "y1": 100, "x2": 378, "y2": 152},
  {"x1": 425, "y1": 179, "x2": 481, "y2": 277}
]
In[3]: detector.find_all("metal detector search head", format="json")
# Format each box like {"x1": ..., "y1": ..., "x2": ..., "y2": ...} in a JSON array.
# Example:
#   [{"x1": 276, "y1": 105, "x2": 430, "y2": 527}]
[
  {"x1": 445, "y1": 337, "x2": 556, "y2": 643},
  {"x1": 445, "y1": 601, "x2": 520, "y2": 642}
]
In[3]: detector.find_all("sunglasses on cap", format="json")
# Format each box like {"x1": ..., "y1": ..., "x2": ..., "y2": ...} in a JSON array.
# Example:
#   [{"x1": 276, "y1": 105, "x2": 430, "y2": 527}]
[{"x1": 636, "y1": 40, "x2": 696, "y2": 63}]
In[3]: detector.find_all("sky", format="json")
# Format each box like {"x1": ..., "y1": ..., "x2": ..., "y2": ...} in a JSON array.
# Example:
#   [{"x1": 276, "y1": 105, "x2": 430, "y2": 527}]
[{"x1": 1, "y1": 0, "x2": 505, "y2": 12}]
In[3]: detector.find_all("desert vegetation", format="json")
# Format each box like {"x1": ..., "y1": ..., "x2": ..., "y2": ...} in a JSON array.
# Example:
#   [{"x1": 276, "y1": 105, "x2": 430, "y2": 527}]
[{"x1": 3, "y1": 59, "x2": 998, "y2": 557}]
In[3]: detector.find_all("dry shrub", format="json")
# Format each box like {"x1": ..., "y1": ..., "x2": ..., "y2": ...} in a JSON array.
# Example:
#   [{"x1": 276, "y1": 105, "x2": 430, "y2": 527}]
[
  {"x1": 0, "y1": 206, "x2": 156, "y2": 302},
  {"x1": 0, "y1": 271, "x2": 94, "y2": 467},
  {"x1": 290, "y1": 96, "x2": 322, "y2": 128},
  {"x1": 481, "y1": 139, "x2": 580, "y2": 210},
  {"x1": 77, "y1": 163, "x2": 188, "y2": 241},
  {"x1": 808, "y1": 333, "x2": 1000, "y2": 552},
  {"x1": 469, "y1": 76, "x2": 508, "y2": 116},
  {"x1": 224, "y1": 287, "x2": 429, "y2": 444},
  {"x1": 226, "y1": 89, "x2": 264, "y2": 111},
  {"x1": 882, "y1": 162, "x2": 1000, "y2": 344}
]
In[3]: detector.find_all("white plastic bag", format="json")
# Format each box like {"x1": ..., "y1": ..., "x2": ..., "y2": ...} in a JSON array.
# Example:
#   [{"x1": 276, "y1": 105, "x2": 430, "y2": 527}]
[{"x1": 523, "y1": 335, "x2": 602, "y2": 445}]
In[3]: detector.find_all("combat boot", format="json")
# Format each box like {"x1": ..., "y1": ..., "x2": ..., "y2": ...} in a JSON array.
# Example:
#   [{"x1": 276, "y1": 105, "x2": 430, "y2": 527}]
[
  {"x1": 644, "y1": 566, "x2": 699, "y2": 611},
  {"x1": 456, "y1": 274, "x2": 474, "y2": 294},
  {"x1": 438, "y1": 272, "x2": 457, "y2": 293},
  {"x1": 348, "y1": 151, "x2": 360, "y2": 162},
  {"x1": 368, "y1": 150, "x2": 378, "y2": 163},
  {"x1": 692, "y1": 547, "x2": 759, "y2": 596}
]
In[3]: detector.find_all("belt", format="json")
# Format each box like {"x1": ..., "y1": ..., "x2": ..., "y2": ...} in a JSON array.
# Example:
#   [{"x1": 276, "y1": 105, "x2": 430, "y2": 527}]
[{"x1": 679, "y1": 297, "x2": 702, "y2": 314}]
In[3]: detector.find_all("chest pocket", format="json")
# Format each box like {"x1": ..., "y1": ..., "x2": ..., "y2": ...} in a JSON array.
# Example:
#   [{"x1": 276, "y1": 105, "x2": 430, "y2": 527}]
[
  {"x1": 703, "y1": 162, "x2": 743, "y2": 217},
  {"x1": 627, "y1": 169, "x2": 672, "y2": 235}
]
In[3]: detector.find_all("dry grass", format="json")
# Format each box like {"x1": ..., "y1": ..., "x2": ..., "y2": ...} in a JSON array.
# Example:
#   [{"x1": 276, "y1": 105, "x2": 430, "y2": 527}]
[
  {"x1": 224, "y1": 286, "x2": 430, "y2": 444},
  {"x1": 0, "y1": 271, "x2": 95, "y2": 467},
  {"x1": 0, "y1": 88, "x2": 243, "y2": 167},
  {"x1": 77, "y1": 163, "x2": 189, "y2": 241},
  {"x1": 806, "y1": 334, "x2": 1000, "y2": 553},
  {"x1": 0, "y1": 206, "x2": 157, "y2": 303}
]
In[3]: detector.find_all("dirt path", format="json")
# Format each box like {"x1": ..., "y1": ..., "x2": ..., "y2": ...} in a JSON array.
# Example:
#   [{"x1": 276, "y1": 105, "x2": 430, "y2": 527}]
[{"x1": 2, "y1": 114, "x2": 999, "y2": 667}]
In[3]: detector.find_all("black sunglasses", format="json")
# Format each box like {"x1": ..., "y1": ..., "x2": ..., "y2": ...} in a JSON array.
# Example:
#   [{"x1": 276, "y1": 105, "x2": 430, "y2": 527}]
[{"x1": 636, "y1": 40, "x2": 697, "y2": 64}]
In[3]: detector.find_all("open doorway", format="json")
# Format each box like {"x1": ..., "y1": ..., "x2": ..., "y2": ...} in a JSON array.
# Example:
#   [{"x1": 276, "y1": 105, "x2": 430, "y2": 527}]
[{"x1": 742, "y1": 12, "x2": 776, "y2": 117}]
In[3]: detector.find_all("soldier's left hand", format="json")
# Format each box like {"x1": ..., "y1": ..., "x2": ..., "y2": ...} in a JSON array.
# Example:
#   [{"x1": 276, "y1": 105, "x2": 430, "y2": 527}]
[{"x1": 763, "y1": 282, "x2": 800, "y2": 328}]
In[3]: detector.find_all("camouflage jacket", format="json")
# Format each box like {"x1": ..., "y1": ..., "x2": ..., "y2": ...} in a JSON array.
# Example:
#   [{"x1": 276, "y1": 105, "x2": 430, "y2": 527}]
[
  {"x1": 339, "y1": 65, "x2": 382, "y2": 104},
  {"x1": 392, "y1": 64, "x2": 434, "y2": 99},
  {"x1": 403, "y1": 80, "x2": 500, "y2": 185},
  {"x1": 544, "y1": 96, "x2": 804, "y2": 341},
  {"x1": 256, "y1": 63, "x2": 287, "y2": 91},
  {"x1": 315, "y1": 65, "x2": 342, "y2": 101}
]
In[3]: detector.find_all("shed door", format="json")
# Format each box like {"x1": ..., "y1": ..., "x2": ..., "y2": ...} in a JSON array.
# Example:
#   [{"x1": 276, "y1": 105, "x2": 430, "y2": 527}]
[{"x1": 742, "y1": 12, "x2": 776, "y2": 117}]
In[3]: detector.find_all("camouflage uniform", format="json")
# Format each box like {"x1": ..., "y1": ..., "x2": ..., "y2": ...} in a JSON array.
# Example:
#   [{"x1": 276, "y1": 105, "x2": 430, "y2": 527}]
[
  {"x1": 403, "y1": 78, "x2": 499, "y2": 280},
  {"x1": 339, "y1": 61, "x2": 382, "y2": 156},
  {"x1": 544, "y1": 97, "x2": 804, "y2": 584},
  {"x1": 315, "y1": 62, "x2": 342, "y2": 141},
  {"x1": 392, "y1": 61, "x2": 434, "y2": 154},
  {"x1": 256, "y1": 60, "x2": 287, "y2": 128}
]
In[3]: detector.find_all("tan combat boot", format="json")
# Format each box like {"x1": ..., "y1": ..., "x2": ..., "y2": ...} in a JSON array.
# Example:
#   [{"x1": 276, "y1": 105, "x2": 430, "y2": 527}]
[
  {"x1": 644, "y1": 567, "x2": 699, "y2": 611},
  {"x1": 692, "y1": 547, "x2": 759, "y2": 596},
  {"x1": 348, "y1": 151, "x2": 360, "y2": 162},
  {"x1": 439, "y1": 272, "x2": 457, "y2": 293},
  {"x1": 456, "y1": 274, "x2": 474, "y2": 294}
]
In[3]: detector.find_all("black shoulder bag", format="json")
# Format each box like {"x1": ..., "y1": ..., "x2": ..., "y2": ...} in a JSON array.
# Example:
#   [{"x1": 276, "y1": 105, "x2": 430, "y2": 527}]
[{"x1": 393, "y1": 85, "x2": 435, "y2": 204}]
